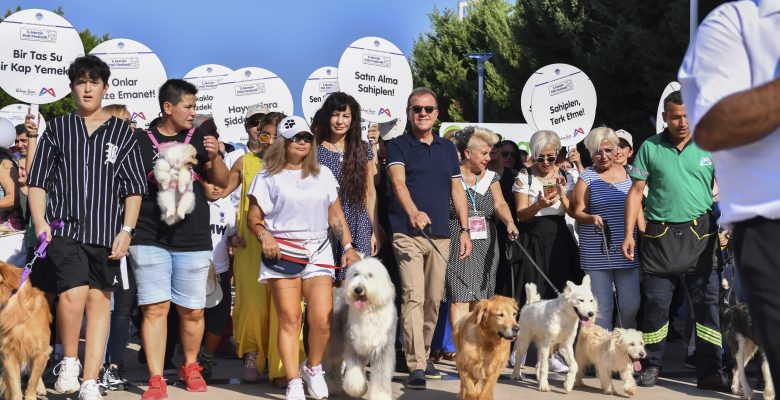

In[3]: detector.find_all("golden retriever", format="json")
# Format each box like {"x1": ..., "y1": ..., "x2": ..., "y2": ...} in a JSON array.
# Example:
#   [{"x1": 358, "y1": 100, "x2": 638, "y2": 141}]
[
  {"x1": 0, "y1": 261, "x2": 52, "y2": 400},
  {"x1": 574, "y1": 323, "x2": 646, "y2": 396},
  {"x1": 454, "y1": 295, "x2": 519, "y2": 400}
]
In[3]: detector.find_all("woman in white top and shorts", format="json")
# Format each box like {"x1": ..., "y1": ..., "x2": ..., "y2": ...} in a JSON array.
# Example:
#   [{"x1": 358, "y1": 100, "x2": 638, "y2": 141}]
[{"x1": 247, "y1": 116, "x2": 359, "y2": 400}]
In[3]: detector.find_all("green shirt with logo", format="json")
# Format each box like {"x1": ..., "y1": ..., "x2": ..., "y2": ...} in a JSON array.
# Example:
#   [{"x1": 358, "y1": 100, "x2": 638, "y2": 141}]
[{"x1": 628, "y1": 130, "x2": 714, "y2": 223}]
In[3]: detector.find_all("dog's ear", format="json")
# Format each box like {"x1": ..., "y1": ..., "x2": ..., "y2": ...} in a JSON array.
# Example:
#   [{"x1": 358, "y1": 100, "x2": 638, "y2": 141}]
[
  {"x1": 611, "y1": 329, "x2": 625, "y2": 350},
  {"x1": 581, "y1": 274, "x2": 591, "y2": 288},
  {"x1": 474, "y1": 300, "x2": 490, "y2": 326},
  {"x1": 564, "y1": 280, "x2": 574, "y2": 294}
]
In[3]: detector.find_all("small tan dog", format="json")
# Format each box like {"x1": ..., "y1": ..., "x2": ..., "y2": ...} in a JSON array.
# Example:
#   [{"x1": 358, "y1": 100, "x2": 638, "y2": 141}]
[
  {"x1": 574, "y1": 323, "x2": 646, "y2": 396},
  {"x1": 0, "y1": 261, "x2": 52, "y2": 400},
  {"x1": 454, "y1": 295, "x2": 519, "y2": 400}
]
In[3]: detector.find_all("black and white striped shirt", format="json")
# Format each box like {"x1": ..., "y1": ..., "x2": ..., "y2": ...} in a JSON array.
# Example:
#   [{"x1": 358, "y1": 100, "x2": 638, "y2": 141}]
[{"x1": 27, "y1": 114, "x2": 147, "y2": 248}]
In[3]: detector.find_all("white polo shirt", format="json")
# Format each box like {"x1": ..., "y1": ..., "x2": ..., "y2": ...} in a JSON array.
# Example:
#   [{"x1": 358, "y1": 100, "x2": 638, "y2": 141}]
[{"x1": 678, "y1": 0, "x2": 780, "y2": 224}]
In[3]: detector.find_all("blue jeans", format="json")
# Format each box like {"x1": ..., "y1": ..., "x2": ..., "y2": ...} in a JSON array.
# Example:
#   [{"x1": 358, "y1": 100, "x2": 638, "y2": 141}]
[{"x1": 585, "y1": 268, "x2": 640, "y2": 330}]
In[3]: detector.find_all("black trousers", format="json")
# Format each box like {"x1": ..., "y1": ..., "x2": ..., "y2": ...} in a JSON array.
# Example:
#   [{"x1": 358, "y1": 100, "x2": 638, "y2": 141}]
[{"x1": 733, "y1": 217, "x2": 780, "y2": 387}]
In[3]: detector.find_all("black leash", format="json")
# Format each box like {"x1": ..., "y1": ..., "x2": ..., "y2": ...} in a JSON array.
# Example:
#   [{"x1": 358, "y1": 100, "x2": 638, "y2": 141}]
[
  {"x1": 417, "y1": 227, "x2": 478, "y2": 300},
  {"x1": 597, "y1": 221, "x2": 624, "y2": 328},
  {"x1": 508, "y1": 237, "x2": 561, "y2": 296}
]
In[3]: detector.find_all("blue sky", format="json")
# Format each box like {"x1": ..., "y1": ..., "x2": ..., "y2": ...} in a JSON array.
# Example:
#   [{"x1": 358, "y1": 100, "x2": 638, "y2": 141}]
[{"x1": 8, "y1": 0, "x2": 456, "y2": 116}]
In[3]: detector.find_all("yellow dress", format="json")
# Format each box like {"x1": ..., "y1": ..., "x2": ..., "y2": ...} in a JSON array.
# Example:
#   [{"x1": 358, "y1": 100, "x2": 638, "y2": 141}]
[{"x1": 231, "y1": 152, "x2": 305, "y2": 378}]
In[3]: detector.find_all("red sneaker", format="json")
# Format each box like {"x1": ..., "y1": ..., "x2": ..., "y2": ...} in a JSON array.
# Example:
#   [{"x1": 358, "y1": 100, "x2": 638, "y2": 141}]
[
  {"x1": 141, "y1": 375, "x2": 167, "y2": 400},
  {"x1": 178, "y1": 362, "x2": 207, "y2": 392}
]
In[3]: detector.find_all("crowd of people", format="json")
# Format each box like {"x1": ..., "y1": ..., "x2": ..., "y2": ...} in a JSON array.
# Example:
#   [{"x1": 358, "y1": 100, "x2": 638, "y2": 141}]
[{"x1": 0, "y1": 11, "x2": 778, "y2": 397}]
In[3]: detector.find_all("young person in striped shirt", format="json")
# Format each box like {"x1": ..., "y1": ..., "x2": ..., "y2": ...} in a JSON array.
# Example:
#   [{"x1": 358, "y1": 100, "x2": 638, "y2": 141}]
[{"x1": 27, "y1": 55, "x2": 147, "y2": 400}]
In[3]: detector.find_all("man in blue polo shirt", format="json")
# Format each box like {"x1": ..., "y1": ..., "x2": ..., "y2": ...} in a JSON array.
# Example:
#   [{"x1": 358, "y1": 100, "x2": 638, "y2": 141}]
[
  {"x1": 386, "y1": 87, "x2": 472, "y2": 390},
  {"x1": 622, "y1": 91, "x2": 728, "y2": 392}
]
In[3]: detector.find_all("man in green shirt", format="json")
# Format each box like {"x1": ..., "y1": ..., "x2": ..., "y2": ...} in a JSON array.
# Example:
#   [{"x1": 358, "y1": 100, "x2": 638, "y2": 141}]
[{"x1": 622, "y1": 91, "x2": 728, "y2": 392}]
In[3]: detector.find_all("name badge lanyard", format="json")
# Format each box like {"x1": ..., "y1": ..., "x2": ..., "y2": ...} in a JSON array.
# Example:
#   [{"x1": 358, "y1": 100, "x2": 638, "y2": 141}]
[{"x1": 463, "y1": 174, "x2": 488, "y2": 240}]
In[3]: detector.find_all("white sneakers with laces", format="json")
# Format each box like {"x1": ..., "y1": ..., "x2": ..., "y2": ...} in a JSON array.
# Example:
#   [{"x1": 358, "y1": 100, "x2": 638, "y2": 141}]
[
  {"x1": 286, "y1": 377, "x2": 306, "y2": 400},
  {"x1": 54, "y1": 357, "x2": 82, "y2": 394},
  {"x1": 300, "y1": 361, "x2": 328, "y2": 400},
  {"x1": 78, "y1": 379, "x2": 102, "y2": 400}
]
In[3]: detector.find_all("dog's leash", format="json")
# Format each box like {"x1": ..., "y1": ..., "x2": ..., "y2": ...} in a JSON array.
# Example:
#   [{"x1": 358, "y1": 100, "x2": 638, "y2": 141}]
[
  {"x1": 417, "y1": 227, "x2": 479, "y2": 300},
  {"x1": 13, "y1": 219, "x2": 64, "y2": 296},
  {"x1": 508, "y1": 237, "x2": 561, "y2": 296},
  {"x1": 597, "y1": 222, "x2": 625, "y2": 328}
]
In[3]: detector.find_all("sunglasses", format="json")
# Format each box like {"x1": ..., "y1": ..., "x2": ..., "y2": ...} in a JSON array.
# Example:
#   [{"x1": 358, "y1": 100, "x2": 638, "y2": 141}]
[
  {"x1": 593, "y1": 147, "x2": 615, "y2": 157},
  {"x1": 287, "y1": 133, "x2": 314, "y2": 143},
  {"x1": 535, "y1": 155, "x2": 557, "y2": 164},
  {"x1": 410, "y1": 105, "x2": 438, "y2": 114},
  {"x1": 245, "y1": 119, "x2": 262, "y2": 128},
  {"x1": 259, "y1": 130, "x2": 273, "y2": 144}
]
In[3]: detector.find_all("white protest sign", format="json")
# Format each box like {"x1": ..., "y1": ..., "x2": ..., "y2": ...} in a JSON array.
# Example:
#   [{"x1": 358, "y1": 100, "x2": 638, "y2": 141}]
[
  {"x1": 0, "y1": 9, "x2": 84, "y2": 104},
  {"x1": 530, "y1": 63, "x2": 597, "y2": 147},
  {"x1": 338, "y1": 37, "x2": 412, "y2": 124},
  {"x1": 0, "y1": 117, "x2": 14, "y2": 148},
  {"x1": 212, "y1": 67, "x2": 294, "y2": 144},
  {"x1": 0, "y1": 103, "x2": 47, "y2": 133},
  {"x1": 301, "y1": 66, "x2": 339, "y2": 125},
  {"x1": 440, "y1": 122, "x2": 535, "y2": 153},
  {"x1": 655, "y1": 81, "x2": 681, "y2": 134},
  {"x1": 520, "y1": 71, "x2": 542, "y2": 127},
  {"x1": 184, "y1": 64, "x2": 233, "y2": 116},
  {"x1": 90, "y1": 39, "x2": 167, "y2": 129}
]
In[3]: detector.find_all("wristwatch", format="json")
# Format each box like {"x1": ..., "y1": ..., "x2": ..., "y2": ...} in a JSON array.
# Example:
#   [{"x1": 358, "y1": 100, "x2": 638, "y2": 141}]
[
  {"x1": 460, "y1": 227, "x2": 471, "y2": 233},
  {"x1": 121, "y1": 225, "x2": 136, "y2": 237}
]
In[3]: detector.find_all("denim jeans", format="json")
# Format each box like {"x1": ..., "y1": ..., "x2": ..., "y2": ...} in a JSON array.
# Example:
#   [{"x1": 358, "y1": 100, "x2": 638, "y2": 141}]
[{"x1": 585, "y1": 268, "x2": 641, "y2": 330}]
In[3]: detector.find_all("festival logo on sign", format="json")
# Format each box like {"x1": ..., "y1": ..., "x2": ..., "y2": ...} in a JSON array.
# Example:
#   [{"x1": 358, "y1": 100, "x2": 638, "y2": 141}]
[{"x1": 38, "y1": 87, "x2": 55, "y2": 97}]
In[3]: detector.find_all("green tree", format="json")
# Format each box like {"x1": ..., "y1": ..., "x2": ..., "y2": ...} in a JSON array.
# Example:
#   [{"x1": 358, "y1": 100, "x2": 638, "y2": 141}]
[
  {"x1": 412, "y1": 0, "x2": 728, "y2": 146},
  {"x1": 0, "y1": 6, "x2": 109, "y2": 120}
]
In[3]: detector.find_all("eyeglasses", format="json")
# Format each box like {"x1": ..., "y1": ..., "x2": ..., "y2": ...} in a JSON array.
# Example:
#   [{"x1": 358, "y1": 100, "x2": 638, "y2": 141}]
[
  {"x1": 501, "y1": 151, "x2": 515, "y2": 158},
  {"x1": 259, "y1": 131, "x2": 273, "y2": 144},
  {"x1": 410, "y1": 105, "x2": 438, "y2": 114},
  {"x1": 245, "y1": 119, "x2": 262, "y2": 128},
  {"x1": 593, "y1": 147, "x2": 615, "y2": 157},
  {"x1": 287, "y1": 133, "x2": 314, "y2": 143},
  {"x1": 535, "y1": 155, "x2": 557, "y2": 164}
]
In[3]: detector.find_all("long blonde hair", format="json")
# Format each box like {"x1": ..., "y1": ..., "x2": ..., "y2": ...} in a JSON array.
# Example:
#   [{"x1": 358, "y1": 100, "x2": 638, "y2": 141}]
[{"x1": 262, "y1": 135, "x2": 320, "y2": 178}]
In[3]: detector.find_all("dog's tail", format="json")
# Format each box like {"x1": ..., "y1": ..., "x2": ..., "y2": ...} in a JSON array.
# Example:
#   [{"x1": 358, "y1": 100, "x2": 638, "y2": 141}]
[{"x1": 524, "y1": 283, "x2": 541, "y2": 305}]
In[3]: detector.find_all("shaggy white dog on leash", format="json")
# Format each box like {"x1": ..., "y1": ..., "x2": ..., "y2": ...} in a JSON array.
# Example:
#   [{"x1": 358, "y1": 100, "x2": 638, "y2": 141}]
[
  {"x1": 324, "y1": 257, "x2": 397, "y2": 400},
  {"x1": 512, "y1": 275, "x2": 597, "y2": 393},
  {"x1": 153, "y1": 142, "x2": 197, "y2": 225}
]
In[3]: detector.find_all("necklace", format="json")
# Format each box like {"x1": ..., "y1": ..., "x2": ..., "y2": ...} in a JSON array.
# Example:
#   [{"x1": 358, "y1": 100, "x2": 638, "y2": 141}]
[
  {"x1": 329, "y1": 141, "x2": 345, "y2": 162},
  {"x1": 286, "y1": 169, "x2": 303, "y2": 186}
]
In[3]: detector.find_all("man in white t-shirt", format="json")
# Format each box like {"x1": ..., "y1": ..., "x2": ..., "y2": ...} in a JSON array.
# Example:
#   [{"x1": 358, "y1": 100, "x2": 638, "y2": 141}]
[{"x1": 679, "y1": 0, "x2": 780, "y2": 387}]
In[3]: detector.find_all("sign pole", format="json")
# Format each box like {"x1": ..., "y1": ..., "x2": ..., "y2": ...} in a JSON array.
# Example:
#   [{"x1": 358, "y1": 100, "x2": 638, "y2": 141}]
[{"x1": 467, "y1": 52, "x2": 492, "y2": 123}]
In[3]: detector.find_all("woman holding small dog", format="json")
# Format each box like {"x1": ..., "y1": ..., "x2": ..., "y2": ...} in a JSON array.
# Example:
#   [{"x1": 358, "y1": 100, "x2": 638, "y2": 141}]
[
  {"x1": 247, "y1": 115, "x2": 360, "y2": 400},
  {"x1": 446, "y1": 127, "x2": 519, "y2": 327},
  {"x1": 570, "y1": 127, "x2": 640, "y2": 330}
]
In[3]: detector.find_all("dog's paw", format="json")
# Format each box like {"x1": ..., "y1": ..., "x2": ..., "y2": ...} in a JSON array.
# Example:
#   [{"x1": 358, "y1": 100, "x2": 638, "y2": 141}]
[
  {"x1": 623, "y1": 383, "x2": 636, "y2": 396},
  {"x1": 732, "y1": 384, "x2": 741, "y2": 396},
  {"x1": 343, "y1": 368, "x2": 368, "y2": 397},
  {"x1": 603, "y1": 385, "x2": 614, "y2": 395},
  {"x1": 574, "y1": 378, "x2": 584, "y2": 387},
  {"x1": 512, "y1": 368, "x2": 524, "y2": 381},
  {"x1": 764, "y1": 388, "x2": 775, "y2": 400},
  {"x1": 539, "y1": 382, "x2": 551, "y2": 392},
  {"x1": 35, "y1": 379, "x2": 47, "y2": 396},
  {"x1": 743, "y1": 388, "x2": 754, "y2": 400}
]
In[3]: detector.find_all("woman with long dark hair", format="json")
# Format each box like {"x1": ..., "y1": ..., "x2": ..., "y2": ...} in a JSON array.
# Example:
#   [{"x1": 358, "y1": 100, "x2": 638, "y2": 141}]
[{"x1": 311, "y1": 92, "x2": 381, "y2": 281}]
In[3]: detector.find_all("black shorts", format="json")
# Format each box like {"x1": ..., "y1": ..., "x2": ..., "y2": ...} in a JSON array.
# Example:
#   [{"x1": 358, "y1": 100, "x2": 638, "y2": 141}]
[
  {"x1": 47, "y1": 236, "x2": 122, "y2": 294},
  {"x1": 26, "y1": 246, "x2": 58, "y2": 294}
]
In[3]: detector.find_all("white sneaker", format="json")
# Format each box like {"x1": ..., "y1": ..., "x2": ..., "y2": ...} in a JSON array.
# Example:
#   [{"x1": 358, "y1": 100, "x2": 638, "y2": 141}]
[
  {"x1": 300, "y1": 361, "x2": 328, "y2": 399},
  {"x1": 549, "y1": 355, "x2": 569, "y2": 373},
  {"x1": 77, "y1": 380, "x2": 102, "y2": 400},
  {"x1": 53, "y1": 357, "x2": 82, "y2": 394},
  {"x1": 286, "y1": 377, "x2": 306, "y2": 400}
]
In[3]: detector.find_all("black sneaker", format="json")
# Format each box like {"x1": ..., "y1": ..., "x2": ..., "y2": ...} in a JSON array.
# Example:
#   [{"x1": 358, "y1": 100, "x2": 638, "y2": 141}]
[
  {"x1": 105, "y1": 364, "x2": 127, "y2": 391},
  {"x1": 425, "y1": 359, "x2": 442, "y2": 379},
  {"x1": 97, "y1": 365, "x2": 110, "y2": 394},
  {"x1": 198, "y1": 353, "x2": 213, "y2": 383},
  {"x1": 697, "y1": 371, "x2": 731, "y2": 393},
  {"x1": 637, "y1": 366, "x2": 659, "y2": 387},
  {"x1": 406, "y1": 369, "x2": 426, "y2": 389},
  {"x1": 684, "y1": 352, "x2": 696, "y2": 369}
]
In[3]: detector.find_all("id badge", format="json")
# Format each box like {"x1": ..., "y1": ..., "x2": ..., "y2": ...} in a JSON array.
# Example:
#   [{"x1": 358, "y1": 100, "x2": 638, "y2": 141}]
[{"x1": 469, "y1": 216, "x2": 488, "y2": 240}]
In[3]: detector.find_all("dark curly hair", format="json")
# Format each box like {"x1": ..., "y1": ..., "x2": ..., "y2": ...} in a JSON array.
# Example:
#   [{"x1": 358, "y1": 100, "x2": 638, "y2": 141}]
[{"x1": 311, "y1": 92, "x2": 367, "y2": 206}]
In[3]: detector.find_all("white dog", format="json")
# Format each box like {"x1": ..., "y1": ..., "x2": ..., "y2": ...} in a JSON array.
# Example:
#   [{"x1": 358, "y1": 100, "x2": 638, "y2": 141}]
[
  {"x1": 323, "y1": 257, "x2": 397, "y2": 400},
  {"x1": 512, "y1": 275, "x2": 597, "y2": 393},
  {"x1": 574, "y1": 324, "x2": 646, "y2": 396},
  {"x1": 153, "y1": 143, "x2": 197, "y2": 225}
]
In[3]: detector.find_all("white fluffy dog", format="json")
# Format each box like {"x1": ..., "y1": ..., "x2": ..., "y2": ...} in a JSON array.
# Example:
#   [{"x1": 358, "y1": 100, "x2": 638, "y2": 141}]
[
  {"x1": 574, "y1": 324, "x2": 646, "y2": 396},
  {"x1": 512, "y1": 275, "x2": 597, "y2": 393},
  {"x1": 153, "y1": 143, "x2": 198, "y2": 225},
  {"x1": 323, "y1": 257, "x2": 397, "y2": 400}
]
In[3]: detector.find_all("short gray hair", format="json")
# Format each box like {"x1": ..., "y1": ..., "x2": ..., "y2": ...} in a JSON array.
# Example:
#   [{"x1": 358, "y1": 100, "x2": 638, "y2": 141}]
[
  {"x1": 584, "y1": 127, "x2": 619, "y2": 156},
  {"x1": 530, "y1": 130, "x2": 561, "y2": 158}
]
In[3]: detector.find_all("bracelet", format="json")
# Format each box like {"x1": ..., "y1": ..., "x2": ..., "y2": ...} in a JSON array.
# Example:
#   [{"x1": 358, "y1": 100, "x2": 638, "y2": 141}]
[
  {"x1": 26, "y1": 133, "x2": 39, "y2": 138},
  {"x1": 460, "y1": 227, "x2": 470, "y2": 233},
  {"x1": 343, "y1": 242, "x2": 354, "y2": 251}
]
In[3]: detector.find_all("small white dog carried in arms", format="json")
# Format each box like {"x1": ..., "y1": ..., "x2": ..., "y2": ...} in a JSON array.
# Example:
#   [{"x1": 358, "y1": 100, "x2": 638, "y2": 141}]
[
  {"x1": 153, "y1": 142, "x2": 198, "y2": 225},
  {"x1": 323, "y1": 257, "x2": 397, "y2": 400}
]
